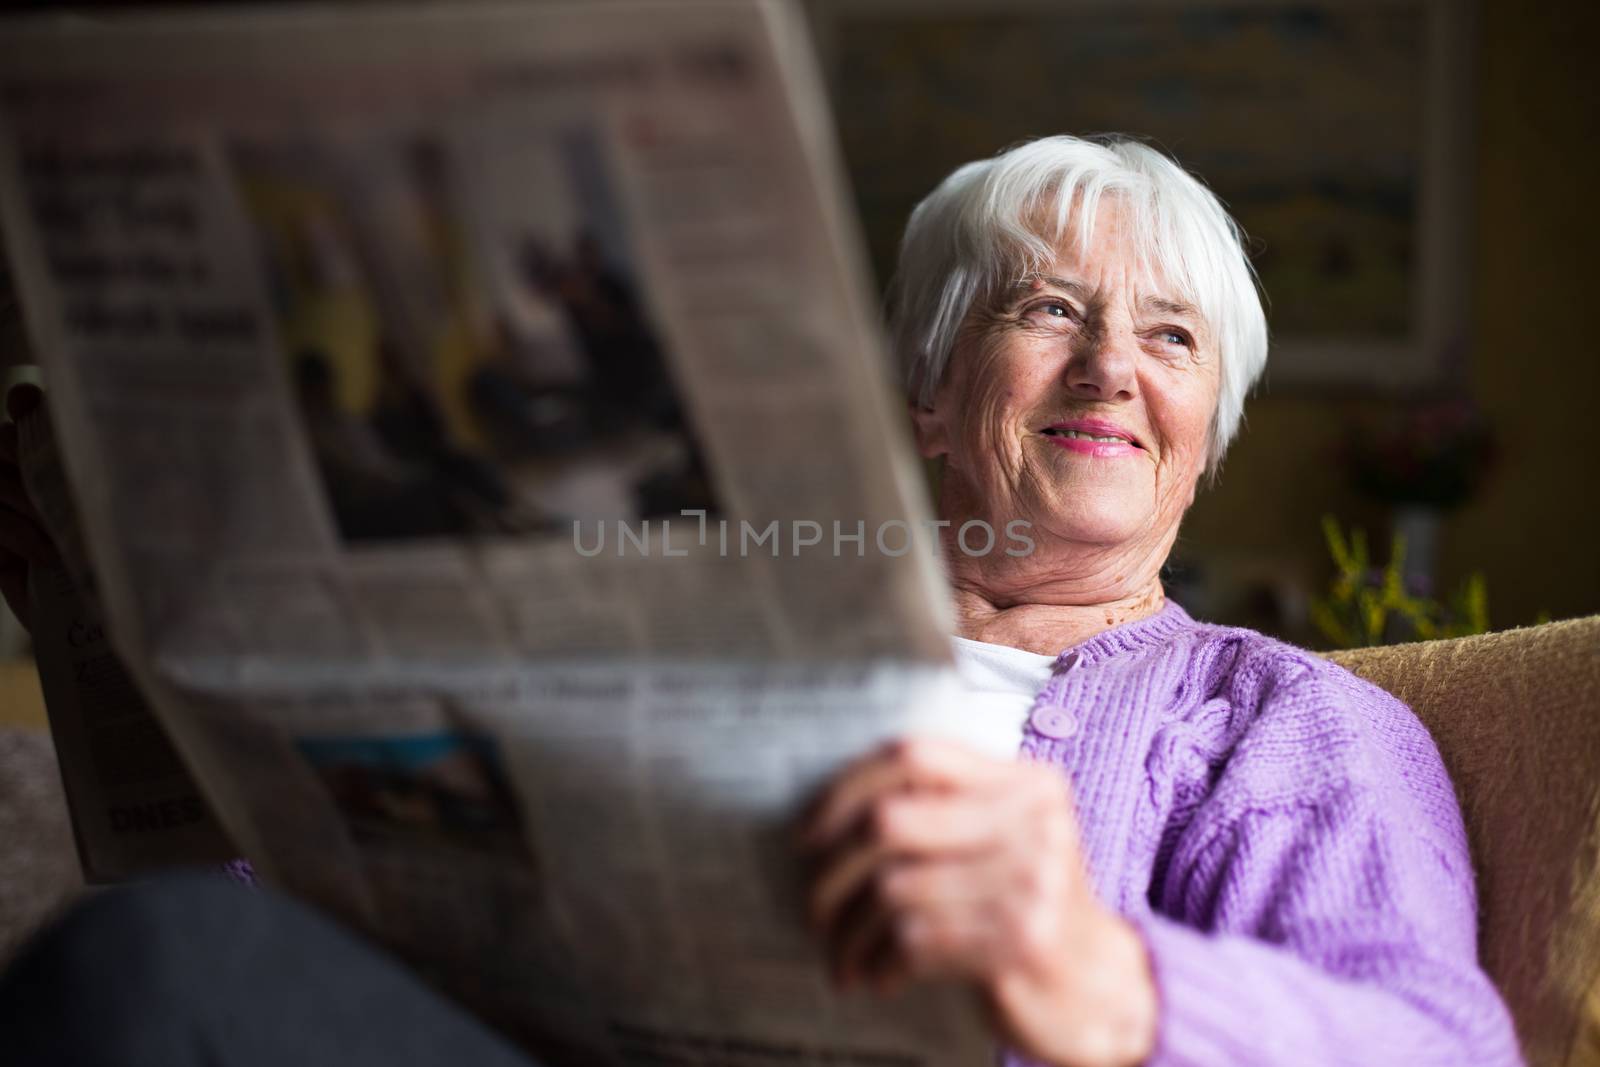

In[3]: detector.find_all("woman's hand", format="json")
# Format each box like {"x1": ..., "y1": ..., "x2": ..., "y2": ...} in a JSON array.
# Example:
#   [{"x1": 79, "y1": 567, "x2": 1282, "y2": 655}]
[
  {"x1": 800, "y1": 737, "x2": 1158, "y2": 1067},
  {"x1": 0, "y1": 383, "x2": 58, "y2": 632}
]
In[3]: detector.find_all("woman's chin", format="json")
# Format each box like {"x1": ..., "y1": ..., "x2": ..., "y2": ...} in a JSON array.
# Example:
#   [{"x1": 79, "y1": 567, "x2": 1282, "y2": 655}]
[
  {"x1": 1028, "y1": 504, "x2": 1151, "y2": 552},
  {"x1": 1023, "y1": 480, "x2": 1153, "y2": 546},
  {"x1": 1055, "y1": 520, "x2": 1147, "y2": 551}
]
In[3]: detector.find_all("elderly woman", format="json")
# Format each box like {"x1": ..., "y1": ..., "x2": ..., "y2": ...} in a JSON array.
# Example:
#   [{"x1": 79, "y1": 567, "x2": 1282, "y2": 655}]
[
  {"x1": 0, "y1": 137, "x2": 1521, "y2": 1067},
  {"x1": 798, "y1": 135, "x2": 1522, "y2": 1067}
]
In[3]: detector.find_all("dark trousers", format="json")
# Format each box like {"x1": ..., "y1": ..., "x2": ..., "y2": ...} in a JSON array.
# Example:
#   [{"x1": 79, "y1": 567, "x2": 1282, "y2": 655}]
[{"x1": 0, "y1": 874, "x2": 539, "y2": 1067}]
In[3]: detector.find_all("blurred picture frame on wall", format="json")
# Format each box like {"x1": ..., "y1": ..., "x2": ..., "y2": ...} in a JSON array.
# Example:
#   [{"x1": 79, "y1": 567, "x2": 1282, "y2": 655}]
[{"x1": 806, "y1": 0, "x2": 1476, "y2": 391}]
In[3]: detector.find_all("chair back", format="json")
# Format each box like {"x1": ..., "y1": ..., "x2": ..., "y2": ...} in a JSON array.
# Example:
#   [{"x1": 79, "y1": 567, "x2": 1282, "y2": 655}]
[{"x1": 1330, "y1": 617, "x2": 1600, "y2": 1067}]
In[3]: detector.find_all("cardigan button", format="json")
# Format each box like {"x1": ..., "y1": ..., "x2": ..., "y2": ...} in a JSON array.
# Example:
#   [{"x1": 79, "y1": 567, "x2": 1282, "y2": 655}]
[
  {"x1": 1058, "y1": 650, "x2": 1084, "y2": 671},
  {"x1": 1030, "y1": 706, "x2": 1078, "y2": 739}
]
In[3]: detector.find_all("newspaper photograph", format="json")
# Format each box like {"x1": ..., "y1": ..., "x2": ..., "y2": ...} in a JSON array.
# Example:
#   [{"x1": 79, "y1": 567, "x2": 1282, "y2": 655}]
[
  {"x1": 229, "y1": 125, "x2": 715, "y2": 544},
  {"x1": 0, "y1": 2, "x2": 1000, "y2": 1065}
]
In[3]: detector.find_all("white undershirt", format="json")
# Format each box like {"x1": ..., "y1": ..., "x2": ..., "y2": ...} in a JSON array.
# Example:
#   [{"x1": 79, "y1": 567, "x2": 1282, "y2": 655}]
[{"x1": 949, "y1": 636, "x2": 1056, "y2": 756}]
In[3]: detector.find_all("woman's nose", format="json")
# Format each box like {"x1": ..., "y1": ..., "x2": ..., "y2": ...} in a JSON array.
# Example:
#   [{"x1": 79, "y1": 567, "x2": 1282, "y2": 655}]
[{"x1": 1062, "y1": 328, "x2": 1138, "y2": 401}]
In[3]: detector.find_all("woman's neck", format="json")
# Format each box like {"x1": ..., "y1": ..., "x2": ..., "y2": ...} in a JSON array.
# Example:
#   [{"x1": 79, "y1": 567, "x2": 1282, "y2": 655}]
[
  {"x1": 926, "y1": 467, "x2": 1179, "y2": 654},
  {"x1": 950, "y1": 579, "x2": 1166, "y2": 656},
  {"x1": 933, "y1": 503, "x2": 1171, "y2": 655}
]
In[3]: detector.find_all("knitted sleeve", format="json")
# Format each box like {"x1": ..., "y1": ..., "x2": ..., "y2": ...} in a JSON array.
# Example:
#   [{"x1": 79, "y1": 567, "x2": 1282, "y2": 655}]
[{"x1": 1128, "y1": 657, "x2": 1524, "y2": 1067}]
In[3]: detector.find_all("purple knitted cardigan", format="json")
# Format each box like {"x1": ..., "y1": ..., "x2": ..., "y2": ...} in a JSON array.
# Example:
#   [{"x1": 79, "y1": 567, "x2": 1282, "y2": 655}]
[{"x1": 1004, "y1": 598, "x2": 1523, "y2": 1066}]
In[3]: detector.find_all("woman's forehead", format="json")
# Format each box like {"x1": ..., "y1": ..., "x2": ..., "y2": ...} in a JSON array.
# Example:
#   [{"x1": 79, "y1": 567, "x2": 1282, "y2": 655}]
[
  {"x1": 1011, "y1": 264, "x2": 1205, "y2": 328},
  {"x1": 1023, "y1": 197, "x2": 1201, "y2": 306}
]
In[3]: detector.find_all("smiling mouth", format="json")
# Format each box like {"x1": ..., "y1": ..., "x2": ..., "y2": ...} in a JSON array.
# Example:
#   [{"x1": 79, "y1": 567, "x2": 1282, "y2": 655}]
[{"x1": 1040, "y1": 426, "x2": 1143, "y2": 449}]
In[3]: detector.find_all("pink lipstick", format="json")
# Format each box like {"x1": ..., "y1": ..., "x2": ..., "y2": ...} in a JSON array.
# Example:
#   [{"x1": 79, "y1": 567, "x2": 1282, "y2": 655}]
[{"x1": 1039, "y1": 418, "x2": 1144, "y2": 457}]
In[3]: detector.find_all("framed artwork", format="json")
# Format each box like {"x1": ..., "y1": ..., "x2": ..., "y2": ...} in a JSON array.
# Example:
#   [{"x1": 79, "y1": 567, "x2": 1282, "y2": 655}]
[{"x1": 806, "y1": 0, "x2": 1476, "y2": 390}]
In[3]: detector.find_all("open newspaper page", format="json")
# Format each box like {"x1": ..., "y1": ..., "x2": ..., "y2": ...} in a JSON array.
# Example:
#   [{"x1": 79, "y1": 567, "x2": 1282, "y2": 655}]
[{"x1": 0, "y1": 2, "x2": 1010, "y2": 1063}]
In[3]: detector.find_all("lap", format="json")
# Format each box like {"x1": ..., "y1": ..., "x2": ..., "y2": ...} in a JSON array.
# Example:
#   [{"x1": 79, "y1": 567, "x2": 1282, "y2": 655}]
[{"x1": 0, "y1": 873, "x2": 538, "y2": 1067}]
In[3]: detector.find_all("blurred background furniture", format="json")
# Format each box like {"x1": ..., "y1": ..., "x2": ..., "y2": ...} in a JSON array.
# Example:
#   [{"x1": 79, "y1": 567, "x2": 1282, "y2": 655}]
[{"x1": 1332, "y1": 616, "x2": 1600, "y2": 1067}]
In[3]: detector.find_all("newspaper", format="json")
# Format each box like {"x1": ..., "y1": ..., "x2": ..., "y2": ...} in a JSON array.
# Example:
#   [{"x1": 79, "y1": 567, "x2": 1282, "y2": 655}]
[
  {"x1": 24, "y1": 564, "x2": 236, "y2": 881},
  {"x1": 11, "y1": 355, "x2": 235, "y2": 879},
  {"x1": 0, "y1": 2, "x2": 1003, "y2": 1063}
]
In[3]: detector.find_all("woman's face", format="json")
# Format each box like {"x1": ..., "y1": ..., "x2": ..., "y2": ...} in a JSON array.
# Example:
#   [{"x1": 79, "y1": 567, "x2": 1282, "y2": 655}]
[{"x1": 913, "y1": 202, "x2": 1221, "y2": 567}]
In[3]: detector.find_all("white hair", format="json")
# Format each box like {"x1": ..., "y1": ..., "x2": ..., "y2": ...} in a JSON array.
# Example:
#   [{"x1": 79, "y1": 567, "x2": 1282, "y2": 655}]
[{"x1": 888, "y1": 134, "x2": 1268, "y2": 472}]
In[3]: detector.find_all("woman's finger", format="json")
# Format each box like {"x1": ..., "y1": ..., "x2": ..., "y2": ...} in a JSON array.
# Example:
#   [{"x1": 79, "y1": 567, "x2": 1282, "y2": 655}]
[
  {"x1": 821, "y1": 857, "x2": 958, "y2": 992},
  {"x1": 884, "y1": 737, "x2": 1018, "y2": 789},
  {"x1": 880, "y1": 893, "x2": 991, "y2": 986},
  {"x1": 827, "y1": 886, "x2": 899, "y2": 989},
  {"x1": 807, "y1": 837, "x2": 888, "y2": 937},
  {"x1": 818, "y1": 846, "x2": 1021, "y2": 987},
  {"x1": 877, "y1": 854, "x2": 1032, "y2": 983},
  {"x1": 867, "y1": 790, "x2": 1018, "y2": 857},
  {"x1": 880, "y1": 852, "x2": 1011, "y2": 913},
  {"x1": 800, "y1": 750, "x2": 914, "y2": 852},
  {"x1": 801, "y1": 737, "x2": 1010, "y2": 850}
]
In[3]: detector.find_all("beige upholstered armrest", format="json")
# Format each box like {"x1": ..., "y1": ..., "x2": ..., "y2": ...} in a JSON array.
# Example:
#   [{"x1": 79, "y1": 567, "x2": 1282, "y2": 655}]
[{"x1": 1329, "y1": 617, "x2": 1600, "y2": 1067}]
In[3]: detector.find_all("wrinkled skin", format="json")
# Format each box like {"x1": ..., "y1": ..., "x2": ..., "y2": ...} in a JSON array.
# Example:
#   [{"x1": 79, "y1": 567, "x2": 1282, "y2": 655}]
[
  {"x1": 804, "y1": 200, "x2": 1221, "y2": 1067},
  {"x1": 918, "y1": 199, "x2": 1220, "y2": 644}
]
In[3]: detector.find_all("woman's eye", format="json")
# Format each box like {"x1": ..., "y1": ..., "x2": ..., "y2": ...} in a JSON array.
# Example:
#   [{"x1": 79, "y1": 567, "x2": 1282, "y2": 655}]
[
  {"x1": 1158, "y1": 329, "x2": 1191, "y2": 347},
  {"x1": 1029, "y1": 302, "x2": 1072, "y2": 320}
]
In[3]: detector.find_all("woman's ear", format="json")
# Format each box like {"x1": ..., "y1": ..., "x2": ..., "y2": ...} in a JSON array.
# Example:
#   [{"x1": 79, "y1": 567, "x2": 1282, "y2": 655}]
[{"x1": 909, "y1": 398, "x2": 950, "y2": 459}]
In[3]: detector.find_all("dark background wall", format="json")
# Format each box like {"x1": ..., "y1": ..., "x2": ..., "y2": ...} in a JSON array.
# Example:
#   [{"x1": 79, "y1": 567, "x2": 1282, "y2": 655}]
[
  {"x1": 815, "y1": 0, "x2": 1598, "y2": 638},
  {"x1": 1188, "y1": 0, "x2": 1599, "y2": 631},
  {"x1": 1443, "y1": 0, "x2": 1599, "y2": 627}
]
